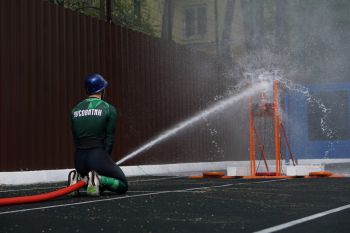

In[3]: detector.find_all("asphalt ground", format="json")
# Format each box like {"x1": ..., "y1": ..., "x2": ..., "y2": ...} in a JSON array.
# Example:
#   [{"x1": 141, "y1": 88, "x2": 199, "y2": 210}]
[{"x1": 0, "y1": 177, "x2": 349, "y2": 233}]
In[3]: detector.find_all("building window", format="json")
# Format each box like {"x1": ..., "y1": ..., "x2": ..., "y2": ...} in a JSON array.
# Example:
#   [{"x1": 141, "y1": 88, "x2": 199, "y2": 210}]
[{"x1": 184, "y1": 5, "x2": 207, "y2": 38}]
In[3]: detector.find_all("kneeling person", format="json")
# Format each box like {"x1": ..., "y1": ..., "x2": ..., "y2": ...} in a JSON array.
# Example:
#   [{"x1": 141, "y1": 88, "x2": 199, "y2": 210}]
[{"x1": 69, "y1": 73, "x2": 128, "y2": 196}]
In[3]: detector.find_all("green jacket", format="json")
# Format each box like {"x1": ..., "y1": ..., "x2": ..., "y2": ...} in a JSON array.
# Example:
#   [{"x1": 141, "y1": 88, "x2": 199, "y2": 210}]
[{"x1": 71, "y1": 97, "x2": 117, "y2": 154}]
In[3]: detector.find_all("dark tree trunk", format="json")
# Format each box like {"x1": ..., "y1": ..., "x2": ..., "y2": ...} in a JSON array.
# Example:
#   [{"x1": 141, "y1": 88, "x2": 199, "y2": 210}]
[
  {"x1": 106, "y1": 0, "x2": 112, "y2": 23},
  {"x1": 133, "y1": 0, "x2": 141, "y2": 20},
  {"x1": 99, "y1": 0, "x2": 106, "y2": 20},
  {"x1": 161, "y1": 0, "x2": 174, "y2": 40}
]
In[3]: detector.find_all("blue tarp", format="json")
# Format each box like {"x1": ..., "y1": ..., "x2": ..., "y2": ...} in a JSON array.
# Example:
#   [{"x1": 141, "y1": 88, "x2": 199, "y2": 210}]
[{"x1": 285, "y1": 83, "x2": 350, "y2": 159}]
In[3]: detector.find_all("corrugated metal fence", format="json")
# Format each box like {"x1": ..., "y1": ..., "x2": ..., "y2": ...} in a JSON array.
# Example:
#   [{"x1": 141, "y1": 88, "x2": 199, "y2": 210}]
[{"x1": 0, "y1": 0, "x2": 248, "y2": 171}]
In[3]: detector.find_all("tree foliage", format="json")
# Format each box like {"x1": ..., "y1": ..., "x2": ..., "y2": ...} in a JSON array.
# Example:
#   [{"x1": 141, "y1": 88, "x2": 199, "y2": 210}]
[{"x1": 49, "y1": 0, "x2": 155, "y2": 35}]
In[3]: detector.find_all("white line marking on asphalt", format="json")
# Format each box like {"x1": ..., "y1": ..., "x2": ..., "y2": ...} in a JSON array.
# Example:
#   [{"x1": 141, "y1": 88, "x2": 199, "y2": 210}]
[
  {"x1": 129, "y1": 176, "x2": 185, "y2": 183},
  {"x1": 0, "y1": 179, "x2": 287, "y2": 215},
  {"x1": 254, "y1": 204, "x2": 350, "y2": 233}
]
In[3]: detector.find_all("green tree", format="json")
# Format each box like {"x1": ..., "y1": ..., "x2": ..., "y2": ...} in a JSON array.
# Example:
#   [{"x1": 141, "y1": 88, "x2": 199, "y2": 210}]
[
  {"x1": 49, "y1": 0, "x2": 155, "y2": 35},
  {"x1": 110, "y1": 0, "x2": 155, "y2": 35}
]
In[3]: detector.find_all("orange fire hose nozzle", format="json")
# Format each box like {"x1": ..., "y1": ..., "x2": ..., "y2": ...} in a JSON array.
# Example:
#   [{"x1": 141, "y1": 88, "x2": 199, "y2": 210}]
[{"x1": 0, "y1": 180, "x2": 87, "y2": 207}]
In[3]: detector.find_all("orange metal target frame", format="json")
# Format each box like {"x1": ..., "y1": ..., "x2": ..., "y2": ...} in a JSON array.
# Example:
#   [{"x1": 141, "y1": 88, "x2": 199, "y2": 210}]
[{"x1": 249, "y1": 80, "x2": 296, "y2": 177}]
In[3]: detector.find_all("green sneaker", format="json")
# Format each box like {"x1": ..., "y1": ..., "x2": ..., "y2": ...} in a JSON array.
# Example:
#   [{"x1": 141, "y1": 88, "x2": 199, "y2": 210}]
[{"x1": 86, "y1": 171, "x2": 100, "y2": 196}]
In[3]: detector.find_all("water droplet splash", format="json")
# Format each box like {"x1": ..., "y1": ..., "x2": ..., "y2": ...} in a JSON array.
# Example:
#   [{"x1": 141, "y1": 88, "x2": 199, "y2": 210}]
[{"x1": 117, "y1": 61, "x2": 338, "y2": 164}]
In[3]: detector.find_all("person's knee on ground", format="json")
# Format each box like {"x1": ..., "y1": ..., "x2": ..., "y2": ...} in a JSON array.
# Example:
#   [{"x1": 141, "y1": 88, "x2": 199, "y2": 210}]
[{"x1": 99, "y1": 175, "x2": 128, "y2": 194}]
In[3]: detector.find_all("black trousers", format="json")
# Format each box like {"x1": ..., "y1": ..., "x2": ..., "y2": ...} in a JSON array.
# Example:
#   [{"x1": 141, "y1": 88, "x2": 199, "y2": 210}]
[{"x1": 74, "y1": 148, "x2": 128, "y2": 193}]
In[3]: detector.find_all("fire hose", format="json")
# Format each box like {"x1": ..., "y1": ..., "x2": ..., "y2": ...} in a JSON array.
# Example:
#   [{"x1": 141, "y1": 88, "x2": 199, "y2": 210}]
[{"x1": 0, "y1": 180, "x2": 86, "y2": 207}]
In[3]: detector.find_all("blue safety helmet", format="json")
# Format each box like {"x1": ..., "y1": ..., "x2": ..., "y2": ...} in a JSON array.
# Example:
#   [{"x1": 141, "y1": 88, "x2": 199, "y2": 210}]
[{"x1": 85, "y1": 73, "x2": 108, "y2": 95}]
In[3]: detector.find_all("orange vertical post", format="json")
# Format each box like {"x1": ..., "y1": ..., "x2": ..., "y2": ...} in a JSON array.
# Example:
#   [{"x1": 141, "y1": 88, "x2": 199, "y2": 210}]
[
  {"x1": 249, "y1": 98, "x2": 256, "y2": 176},
  {"x1": 273, "y1": 80, "x2": 281, "y2": 176}
]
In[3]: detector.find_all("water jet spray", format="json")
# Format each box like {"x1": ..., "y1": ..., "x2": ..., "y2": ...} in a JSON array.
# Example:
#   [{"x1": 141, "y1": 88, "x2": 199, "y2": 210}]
[{"x1": 117, "y1": 81, "x2": 271, "y2": 165}]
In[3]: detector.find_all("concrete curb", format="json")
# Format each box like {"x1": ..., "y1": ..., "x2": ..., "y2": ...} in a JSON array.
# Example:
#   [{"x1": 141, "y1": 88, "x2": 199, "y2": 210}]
[
  {"x1": 1, "y1": 159, "x2": 349, "y2": 185},
  {"x1": 0, "y1": 161, "x2": 249, "y2": 185}
]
